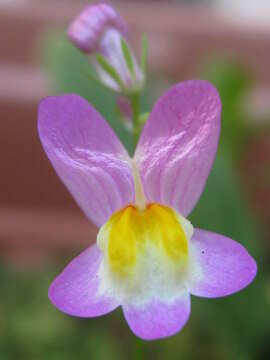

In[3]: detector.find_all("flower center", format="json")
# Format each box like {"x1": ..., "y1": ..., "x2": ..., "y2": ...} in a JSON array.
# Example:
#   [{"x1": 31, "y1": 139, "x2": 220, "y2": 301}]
[{"x1": 97, "y1": 203, "x2": 192, "y2": 277}]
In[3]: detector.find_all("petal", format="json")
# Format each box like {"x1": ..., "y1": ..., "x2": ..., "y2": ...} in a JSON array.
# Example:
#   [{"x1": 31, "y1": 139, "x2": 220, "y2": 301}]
[
  {"x1": 49, "y1": 244, "x2": 119, "y2": 317},
  {"x1": 38, "y1": 95, "x2": 134, "y2": 227},
  {"x1": 189, "y1": 229, "x2": 257, "y2": 298},
  {"x1": 123, "y1": 296, "x2": 190, "y2": 341},
  {"x1": 135, "y1": 80, "x2": 221, "y2": 216}
]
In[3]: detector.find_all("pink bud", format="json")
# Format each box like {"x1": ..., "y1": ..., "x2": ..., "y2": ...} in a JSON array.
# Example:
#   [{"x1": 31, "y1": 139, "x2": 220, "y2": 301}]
[
  {"x1": 68, "y1": 3, "x2": 144, "y2": 93},
  {"x1": 68, "y1": 3, "x2": 127, "y2": 53}
]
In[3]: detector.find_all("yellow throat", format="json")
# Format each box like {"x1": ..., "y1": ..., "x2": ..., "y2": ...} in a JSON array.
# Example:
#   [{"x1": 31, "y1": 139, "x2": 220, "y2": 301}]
[{"x1": 97, "y1": 203, "x2": 190, "y2": 277}]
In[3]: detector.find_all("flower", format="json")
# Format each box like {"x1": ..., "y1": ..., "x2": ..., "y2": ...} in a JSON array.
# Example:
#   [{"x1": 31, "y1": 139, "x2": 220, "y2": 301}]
[
  {"x1": 38, "y1": 80, "x2": 257, "y2": 341},
  {"x1": 68, "y1": 3, "x2": 144, "y2": 93}
]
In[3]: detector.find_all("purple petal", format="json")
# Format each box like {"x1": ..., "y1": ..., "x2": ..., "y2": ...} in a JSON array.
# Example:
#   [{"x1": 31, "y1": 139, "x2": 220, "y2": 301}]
[
  {"x1": 123, "y1": 296, "x2": 190, "y2": 340},
  {"x1": 38, "y1": 95, "x2": 134, "y2": 227},
  {"x1": 135, "y1": 80, "x2": 221, "y2": 217},
  {"x1": 189, "y1": 229, "x2": 257, "y2": 298},
  {"x1": 49, "y1": 244, "x2": 119, "y2": 317}
]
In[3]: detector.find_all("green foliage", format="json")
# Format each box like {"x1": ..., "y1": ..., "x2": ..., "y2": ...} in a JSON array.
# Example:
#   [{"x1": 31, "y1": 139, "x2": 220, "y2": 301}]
[
  {"x1": 96, "y1": 54, "x2": 123, "y2": 89},
  {"x1": 201, "y1": 60, "x2": 253, "y2": 160},
  {"x1": 121, "y1": 37, "x2": 135, "y2": 77}
]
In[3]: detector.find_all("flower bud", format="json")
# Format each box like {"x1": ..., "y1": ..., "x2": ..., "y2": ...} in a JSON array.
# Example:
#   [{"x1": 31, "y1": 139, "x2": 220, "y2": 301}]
[{"x1": 68, "y1": 3, "x2": 144, "y2": 93}]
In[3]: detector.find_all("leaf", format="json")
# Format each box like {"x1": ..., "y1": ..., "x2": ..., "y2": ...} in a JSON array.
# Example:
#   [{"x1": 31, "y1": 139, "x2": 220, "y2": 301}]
[
  {"x1": 120, "y1": 37, "x2": 134, "y2": 76},
  {"x1": 96, "y1": 54, "x2": 123, "y2": 89}
]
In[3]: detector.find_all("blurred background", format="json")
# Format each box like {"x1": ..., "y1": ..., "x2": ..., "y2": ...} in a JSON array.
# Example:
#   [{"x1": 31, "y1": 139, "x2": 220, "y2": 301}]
[{"x1": 0, "y1": 0, "x2": 270, "y2": 359}]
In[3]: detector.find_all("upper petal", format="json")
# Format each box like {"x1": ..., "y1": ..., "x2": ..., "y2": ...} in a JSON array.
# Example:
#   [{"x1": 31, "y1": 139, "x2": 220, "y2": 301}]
[
  {"x1": 49, "y1": 244, "x2": 119, "y2": 317},
  {"x1": 38, "y1": 94, "x2": 134, "y2": 227},
  {"x1": 123, "y1": 295, "x2": 190, "y2": 341},
  {"x1": 189, "y1": 229, "x2": 257, "y2": 298},
  {"x1": 135, "y1": 80, "x2": 221, "y2": 216}
]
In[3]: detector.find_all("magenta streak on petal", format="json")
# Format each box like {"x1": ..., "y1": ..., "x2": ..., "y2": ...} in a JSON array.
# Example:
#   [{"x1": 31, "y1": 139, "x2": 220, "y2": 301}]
[
  {"x1": 38, "y1": 94, "x2": 134, "y2": 227},
  {"x1": 123, "y1": 296, "x2": 190, "y2": 341},
  {"x1": 135, "y1": 80, "x2": 221, "y2": 217},
  {"x1": 49, "y1": 244, "x2": 119, "y2": 317},
  {"x1": 189, "y1": 229, "x2": 257, "y2": 298}
]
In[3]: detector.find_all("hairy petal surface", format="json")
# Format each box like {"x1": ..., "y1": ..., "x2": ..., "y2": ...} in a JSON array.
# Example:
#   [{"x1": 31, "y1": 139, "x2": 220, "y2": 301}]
[
  {"x1": 38, "y1": 95, "x2": 134, "y2": 226},
  {"x1": 49, "y1": 244, "x2": 119, "y2": 317},
  {"x1": 123, "y1": 296, "x2": 190, "y2": 340},
  {"x1": 189, "y1": 229, "x2": 257, "y2": 298},
  {"x1": 135, "y1": 80, "x2": 221, "y2": 216}
]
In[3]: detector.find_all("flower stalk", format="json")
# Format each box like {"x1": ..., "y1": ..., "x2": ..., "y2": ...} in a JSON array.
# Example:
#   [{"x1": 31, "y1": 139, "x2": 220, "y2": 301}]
[{"x1": 129, "y1": 91, "x2": 141, "y2": 148}]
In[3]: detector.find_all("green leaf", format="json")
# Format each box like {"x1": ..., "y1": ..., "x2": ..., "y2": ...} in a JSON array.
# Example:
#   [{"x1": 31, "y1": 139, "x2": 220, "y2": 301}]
[
  {"x1": 120, "y1": 37, "x2": 134, "y2": 76},
  {"x1": 96, "y1": 54, "x2": 123, "y2": 89},
  {"x1": 140, "y1": 34, "x2": 148, "y2": 75},
  {"x1": 201, "y1": 60, "x2": 252, "y2": 160}
]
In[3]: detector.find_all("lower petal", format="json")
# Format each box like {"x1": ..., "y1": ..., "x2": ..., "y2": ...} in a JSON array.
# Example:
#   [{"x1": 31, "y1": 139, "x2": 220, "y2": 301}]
[
  {"x1": 123, "y1": 295, "x2": 190, "y2": 341},
  {"x1": 189, "y1": 229, "x2": 257, "y2": 298},
  {"x1": 49, "y1": 244, "x2": 119, "y2": 317}
]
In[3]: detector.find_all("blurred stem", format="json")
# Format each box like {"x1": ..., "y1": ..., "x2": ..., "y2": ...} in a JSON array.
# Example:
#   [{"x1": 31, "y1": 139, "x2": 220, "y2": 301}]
[
  {"x1": 129, "y1": 92, "x2": 141, "y2": 152},
  {"x1": 134, "y1": 339, "x2": 146, "y2": 360}
]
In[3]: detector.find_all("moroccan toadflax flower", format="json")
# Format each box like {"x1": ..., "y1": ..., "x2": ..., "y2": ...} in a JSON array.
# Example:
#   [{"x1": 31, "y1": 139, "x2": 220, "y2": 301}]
[
  {"x1": 38, "y1": 80, "x2": 257, "y2": 340},
  {"x1": 68, "y1": 3, "x2": 144, "y2": 93}
]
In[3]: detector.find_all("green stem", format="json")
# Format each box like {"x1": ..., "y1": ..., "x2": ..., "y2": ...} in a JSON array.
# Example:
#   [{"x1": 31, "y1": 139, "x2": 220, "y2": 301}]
[{"x1": 129, "y1": 92, "x2": 141, "y2": 152}]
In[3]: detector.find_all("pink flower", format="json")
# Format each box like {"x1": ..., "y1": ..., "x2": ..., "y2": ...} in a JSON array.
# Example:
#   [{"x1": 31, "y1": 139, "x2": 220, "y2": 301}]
[
  {"x1": 68, "y1": 3, "x2": 144, "y2": 92},
  {"x1": 38, "y1": 80, "x2": 257, "y2": 341}
]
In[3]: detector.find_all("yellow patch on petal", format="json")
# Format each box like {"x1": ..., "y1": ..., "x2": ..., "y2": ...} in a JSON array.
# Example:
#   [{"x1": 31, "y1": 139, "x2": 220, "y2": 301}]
[{"x1": 98, "y1": 204, "x2": 189, "y2": 277}]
